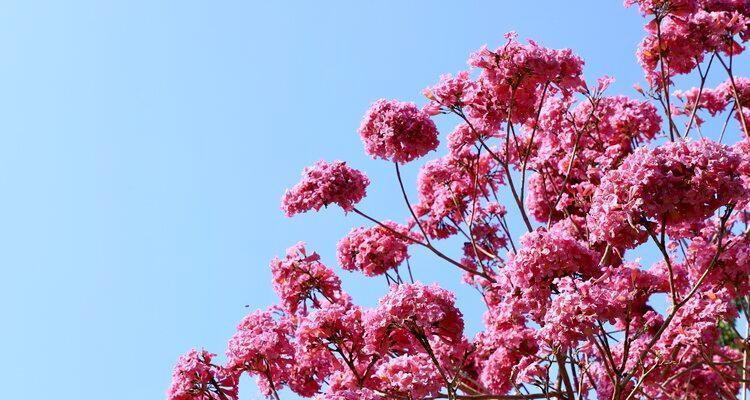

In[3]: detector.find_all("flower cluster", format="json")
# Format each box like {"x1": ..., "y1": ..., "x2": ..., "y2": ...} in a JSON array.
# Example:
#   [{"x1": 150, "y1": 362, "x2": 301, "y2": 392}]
[
  {"x1": 271, "y1": 242, "x2": 344, "y2": 314},
  {"x1": 224, "y1": 310, "x2": 305, "y2": 396},
  {"x1": 373, "y1": 354, "x2": 442, "y2": 399},
  {"x1": 336, "y1": 221, "x2": 417, "y2": 276},
  {"x1": 627, "y1": 0, "x2": 750, "y2": 85},
  {"x1": 424, "y1": 71, "x2": 475, "y2": 109},
  {"x1": 539, "y1": 264, "x2": 662, "y2": 349},
  {"x1": 294, "y1": 300, "x2": 370, "y2": 391},
  {"x1": 472, "y1": 324, "x2": 542, "y2": 394},
  {"x1": 496, "y1": 223, "x2": 599, "y2": 320},
  {"x1": 466, "y1": 32, "x2": 586, "y2": 126},
  {"x1": 364, "y1": 283, "x2": 464, "y2": 354},
  {"x1": 675, "y1": 76, "x2": 750, "y2": 127},
  {"x1": 358, "y1": 99, "x2": 439, "y2": 163},
  {"x1": 588, "y1": 138, "x2": 745, "y2": 248},
  {"x1": 281, "y1": 160, "x2": 369, "y2": 216},
  {"x1": 523, "y1": 94, "x2": 662, "y2": 223},
  {"x1": 415, "y1": 153, "x2": 501, "y2": 239},
  {"x1": 167, "y1": 349, "x2": 238, "y2": 400}
]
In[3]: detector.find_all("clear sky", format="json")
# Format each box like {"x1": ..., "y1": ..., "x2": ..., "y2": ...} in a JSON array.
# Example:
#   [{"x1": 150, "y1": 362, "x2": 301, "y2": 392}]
[{"x1": 0, "y1": 2, "x2": 733, "y2": 400}]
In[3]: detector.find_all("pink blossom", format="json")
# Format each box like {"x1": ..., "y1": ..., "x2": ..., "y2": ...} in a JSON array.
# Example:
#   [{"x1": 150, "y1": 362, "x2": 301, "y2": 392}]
[
  {"x1": 358, "y1": 99, "x2": 439, "y2": 163},
  {"x1": 364, "y1": 283, "x2": 464, "y2": 355},
  {"x1": 676, "y1": 76, "x2": 750, "y2": 128},
  {"x1": 315, "y1": 388, "x2": 381, "y2": 400},
  {"x1": 271, "y1": 242, "x2": 345, "y2": 315},
  {"x1": 281, "y1": 160, "x2": 369, "y2": 216},
  {"x1": 588, "y1": 138, "x2": 746, "y2": 248},
  {"x1": 472, "y1": 326, "x2": 541, "y2": 394},
  {"x1": 295, "y1": 300, "x2": 371, "y2": 384},
  {"x1": 498, "y1": 223, "x2": 599, "y2": 320},
  {"x1": 415, "y1": 153, "x2": 501, "y2": 239},
  {"x1": 683, "y1": 231, "x2": 750, "y2": 296},
  {"x1": 425, "y1": 71, "x2": 476, "y2": 110},
  {"x1": 523, "y1": 95, "x2": 661, "y2": 223},
  {"x1": 460, "y1": 206, "x2": 508, "y2": 271},
  {"x1": 627, "y1": 0, "x2": 750, "y2": 85},
  {"x1": 336, "y1": 221, "x2": 417, "y2": 276},
  {"x1": 539, "y1": 264, "x2": 662, "y2": 349},
  {"x1": 373, "y1": 354, "x2": 442, "y2": 399},
  {"x1": 225, "y1": 310, "x2": 295, "y2": 396},
  {"x1": 466, "y1": 34, "x2": 585, "y2": 126},
  {"x1": 167, "y1": 349, "x2": 238, "y2": 400},
  {"x1": 446, "y1": 123, "x2": 484, "y2": 158}
]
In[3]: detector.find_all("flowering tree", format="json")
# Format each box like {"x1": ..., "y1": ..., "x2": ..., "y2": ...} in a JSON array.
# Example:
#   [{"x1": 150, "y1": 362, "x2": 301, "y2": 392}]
[{"x1": 167, "y1": 1, "x2": 750, "y2": 399}]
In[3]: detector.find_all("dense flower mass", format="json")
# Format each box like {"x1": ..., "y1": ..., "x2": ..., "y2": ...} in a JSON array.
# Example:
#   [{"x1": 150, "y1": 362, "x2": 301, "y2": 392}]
[
  {"x1": 315, "y1": 388, "x2": 381, "y2": 400},
  {"x1": 167, "y1": 349, "x2": 238, "y2": 400},
  {"x1": 465, "y1": 32, "x2": 586, "y2": 128},
  {"x1": 171, "y1": 5, "x2": 750, "y2": 400},
  {"x1": 336, "y1": 221, "x2": 417, "y2": 276},
  {"x1": 373, "y1": 354, "x2": 442, "y2": 399},
  {"x1": 425, "y1": 71, "x2": 475, "y2": 109},
  {"x1": 271, "y1": 242, "x2": 344, "y2": 314},
  {"x1": 281, "y1": 160, "x2": 369, "y2": 216},
  {"x1": 626, "y1": 0, "x2": 750, "y2": 85},
  {"x1": 415, "y1": 152, "x2": 501, "y2": 239},
  {"x1": 588, "y1": 138, "x2": 745, "y2": 248},
  {"x1": 364, "y1": 283, "x2": 464, "y2": 354},
  {"x1": 224, "y1": 310, "x2": 297, "y2": 396},
  {"x1": 358, "y1": 99, "x2": 439, "y2": 163},
  {"x1": 522, "y1": 94, "x2": 662, "y2": 222},
  {"x1": 494, "y1": 223, "x2": 599, "y2": 321}
]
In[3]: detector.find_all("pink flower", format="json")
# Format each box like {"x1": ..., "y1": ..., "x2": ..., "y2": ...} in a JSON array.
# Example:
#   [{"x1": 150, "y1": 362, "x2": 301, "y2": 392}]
[
  {"x1": 415, "y1": 153, "x2": 501, "y2": 239},
  {"x1": 539, "y1": 264, "x2": 662, "y2": 349},
  {"x1": 675, "y1": 76, "x2": 750, "y2": 128},
  {"x1": 358, "y1": 99, "x2": 439, "y2": 163},
  {"x1": 472, "y1": 327, "x2": 541, "y2": 394},
  {"x1": 225, "y1": 309, "x2": 327, "y2": 397},
  {"x1": 336, "y1": 221, "x2": 417, "y2": 276},
  {"x1": 364, "y1": 283, "x2": 464, "y2": 355},
  {"x1": 497, "y1": 223, "x2": 599, "y2": 321},
  {"x1": 315, "y1": 388, "x2": 381, "y2": 400},
  {"x1": 226, "y1": 310, "x2": 291, "y2": 370},
  {"x1": 683, "y1": 230, "x2": 750, "y2": 296},
  {"x1": 271, "y1": 242, "x2": 345, "y2": 315},
  {"x1": 466, "y1": 34, "x2": 585, "y2": 125},
  {"x1": 425, "y1": 71, "x2": 476, "y2": 109},
  {"x1": 596, "y1": 75, "x2": 615, "y2": 93},
  {"x1": 294, "y1": 300, "x2": 372, "y2": 386},
  {"x1": 281, "y1": 160, "x2": 369, "y2": 216},
  {"x1": 522, "y1": 95, "x2": 661, "y2": 223},
  {"x1": 167, "y1": 349, "x2": 238, "y2": 400},
  {"x1": 446, "y1": 124, "x2": 481, "y2": 157},
  {"x1": 460, "y1": 209, "x2": 508, "y2": 270},
  {"x1": 628, "y1": 0, "x2": 750, "y2": 86},
  {"x1": 588, "y1": 138, "x2": 746, "y2": 248},
  {"x1": 373, "y1": 354, "x2": 442, "y2": 399},
  {"x1": 225, "y1": 310, "x2": 293, "y2": 396}
]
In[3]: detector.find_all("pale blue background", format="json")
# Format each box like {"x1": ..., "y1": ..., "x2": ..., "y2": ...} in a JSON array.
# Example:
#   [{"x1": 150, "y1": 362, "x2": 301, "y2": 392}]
[{"x1": 0, "y1": 2, "x2": 742, "y2": 399}]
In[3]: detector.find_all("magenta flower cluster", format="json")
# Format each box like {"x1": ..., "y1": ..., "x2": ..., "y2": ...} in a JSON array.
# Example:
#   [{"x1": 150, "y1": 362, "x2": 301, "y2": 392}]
[
  {"x1": 281, "y1": 160, "x2": 369, "y2": 216},
  {"x1": 626, "y1": 0, "x2": 750, "y2": 86},
  {"x1": 588, "y1": 138, "x2": 745, "y2": 248},
  {"x1": 358, "y1": 99, "x2": 439, "y2": 163},
  {"x1": 336, "y1": 221, "x2": 417, "y2": 277}
]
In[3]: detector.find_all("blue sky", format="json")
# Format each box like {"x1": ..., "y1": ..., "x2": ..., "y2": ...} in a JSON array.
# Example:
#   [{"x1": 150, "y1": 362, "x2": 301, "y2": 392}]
[{"x1": 0, "y1": 2, "x2": 739, "y2": 399}]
